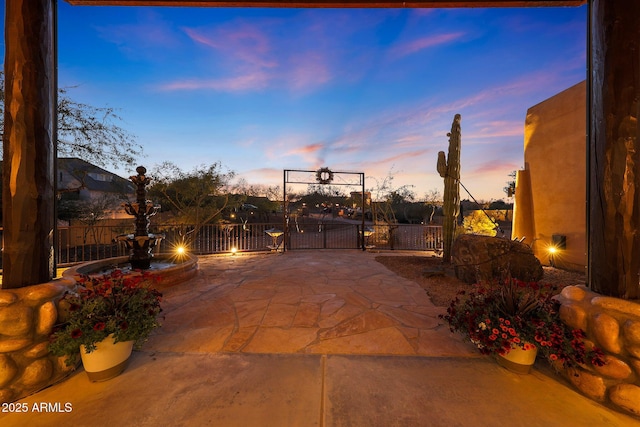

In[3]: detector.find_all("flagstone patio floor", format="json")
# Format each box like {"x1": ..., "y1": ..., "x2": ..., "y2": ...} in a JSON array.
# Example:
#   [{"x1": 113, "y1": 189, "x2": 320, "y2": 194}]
[
  {"x1": 144, "y1": 250, "x2": 475, "y2": 358},
  {"x1": 1, "y1": 250, "x2": 637, "y2": 427}
]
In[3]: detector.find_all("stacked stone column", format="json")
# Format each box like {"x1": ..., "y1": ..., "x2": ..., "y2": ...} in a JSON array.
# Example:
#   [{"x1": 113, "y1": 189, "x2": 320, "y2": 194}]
[
  {"x1": 557, "y1": 287, "x2": 640, "y2": 417},
  {"x1": 0, "y1": 280, "x2": 76, "y2": 403}
]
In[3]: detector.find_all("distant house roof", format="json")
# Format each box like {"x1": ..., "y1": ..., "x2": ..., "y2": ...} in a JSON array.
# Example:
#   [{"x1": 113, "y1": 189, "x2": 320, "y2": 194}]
[{"x1": 58, "y1": 158, "x2": 135, "y2": 194}]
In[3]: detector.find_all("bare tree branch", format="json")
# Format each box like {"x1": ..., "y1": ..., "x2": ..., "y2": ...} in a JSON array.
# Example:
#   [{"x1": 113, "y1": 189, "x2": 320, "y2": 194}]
[{"x1": 1, "y1": 71, "x2": 144, "y2": 169}]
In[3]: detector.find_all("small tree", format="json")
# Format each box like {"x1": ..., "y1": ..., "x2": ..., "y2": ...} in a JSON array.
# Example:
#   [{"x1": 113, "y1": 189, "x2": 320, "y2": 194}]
[
  {"x1": 234, "y1": 178, "x2": 281, "y2": 200},
  {"x1": 462, "y1": 210, "x2": 499, "y2": 236},
  {"x1": 424, "y1": 189, "x2": 442, "y2": 224},
  {"x1": 504, "y1": 170, "x2": 517, "y2": 198},
  {"x1": 74, "y1": 194, "x2": 126, "y2": 245},
  {"x1": 367, "y1": 171, "x2": 416, "y2": 246},
  {"x1": 148, "y1": 162, "x2": 236, "y2": 244},
  {"x1": 301, "y1": 185, "x2": 347, "y2": 216},
  {"x1": 368, "y1": 173, "x2": 400, "y2": 225}
]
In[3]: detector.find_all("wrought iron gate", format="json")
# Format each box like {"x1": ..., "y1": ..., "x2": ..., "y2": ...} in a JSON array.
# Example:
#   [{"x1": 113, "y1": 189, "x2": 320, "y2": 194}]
[{"x1": 283, "y1": 168, "x2": 366, "y2": 251}]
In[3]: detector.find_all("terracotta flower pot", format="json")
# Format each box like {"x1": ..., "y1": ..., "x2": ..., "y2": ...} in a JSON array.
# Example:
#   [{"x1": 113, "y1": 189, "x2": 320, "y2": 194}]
[
  {"x1": 496, "y1": 344, "x2": 538, "y2": 374},
  {"x1": 80, "y1": 334, "x2": 134, "y2": 382}
]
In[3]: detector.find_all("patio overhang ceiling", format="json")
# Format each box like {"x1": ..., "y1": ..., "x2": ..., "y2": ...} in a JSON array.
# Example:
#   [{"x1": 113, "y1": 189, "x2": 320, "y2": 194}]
[{"x1": 65, "y1": 1, "x2": 586, "y2": 8}]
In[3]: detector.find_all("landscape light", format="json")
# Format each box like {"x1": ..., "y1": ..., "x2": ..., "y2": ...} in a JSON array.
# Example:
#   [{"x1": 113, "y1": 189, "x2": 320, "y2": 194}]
[
  {"x1": 167, "y1": 239, "x2": 190, "y2": 262},
  {"x1": 547, "y1": 245, "x2": 560, "y2": 268},
  {"x1": 231, "y1": 247, "x2": 237, "y2": 255}
]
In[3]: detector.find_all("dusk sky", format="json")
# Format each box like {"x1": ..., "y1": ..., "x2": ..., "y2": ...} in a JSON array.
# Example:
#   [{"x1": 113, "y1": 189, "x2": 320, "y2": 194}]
[{"x1": 4, "y1": 3, "x2": 587, "y2": 201}]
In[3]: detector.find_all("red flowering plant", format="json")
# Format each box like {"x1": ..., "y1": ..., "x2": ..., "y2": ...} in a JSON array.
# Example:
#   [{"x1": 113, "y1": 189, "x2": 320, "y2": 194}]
[
  {"x1": 48, "y1": 270, "x2": 162, "y2": 366},
  {"x1": 440, "y1": 277, "x2": 605, "y2": 369}
]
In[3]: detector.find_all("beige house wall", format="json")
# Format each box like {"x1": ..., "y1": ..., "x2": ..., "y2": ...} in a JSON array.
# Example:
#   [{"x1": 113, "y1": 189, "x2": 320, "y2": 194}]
[{"x1": 513, "y1": 81, "x2": 586, "y2": 272}]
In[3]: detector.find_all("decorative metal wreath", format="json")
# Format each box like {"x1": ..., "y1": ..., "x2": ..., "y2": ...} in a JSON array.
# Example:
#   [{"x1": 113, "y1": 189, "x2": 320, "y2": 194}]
[{"x1": 315, "y1": 167, "x2": 334, "y2": 185}]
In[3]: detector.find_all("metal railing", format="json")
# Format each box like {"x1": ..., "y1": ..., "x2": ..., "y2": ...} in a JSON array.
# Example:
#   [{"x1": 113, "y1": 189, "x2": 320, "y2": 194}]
[
  {"x1": 368, "y1": 224, "x2": 444, "y2": 251},
  {"x1": 52, "y1": 222, "x2": 443, "y2": 265}
]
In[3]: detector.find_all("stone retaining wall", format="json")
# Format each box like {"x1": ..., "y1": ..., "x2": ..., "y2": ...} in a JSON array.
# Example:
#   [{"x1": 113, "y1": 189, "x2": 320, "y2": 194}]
[
  {"x1": 557, "y1": 286, "x2": 640, "y2": 417},
  {"x1": 0, "y1": 279, "x2": 77, "y2": 403}
]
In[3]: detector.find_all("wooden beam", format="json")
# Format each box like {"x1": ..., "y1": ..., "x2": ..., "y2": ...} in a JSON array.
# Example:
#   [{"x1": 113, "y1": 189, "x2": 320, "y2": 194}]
[
  {"x1": 3, "y1": 0, "x2": 57, "y2": 288},
  {"x1": 65, "y1": 1, "x2": 586, "y2": 8},
  {"x1": 589, "y1": 0, "x2": 640, "y2": 299}
]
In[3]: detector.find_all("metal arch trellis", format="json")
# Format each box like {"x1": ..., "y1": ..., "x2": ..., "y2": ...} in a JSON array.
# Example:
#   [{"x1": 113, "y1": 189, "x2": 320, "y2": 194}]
[{"x1": 283, "y1": 168, "x2": 366, "y2": 251}]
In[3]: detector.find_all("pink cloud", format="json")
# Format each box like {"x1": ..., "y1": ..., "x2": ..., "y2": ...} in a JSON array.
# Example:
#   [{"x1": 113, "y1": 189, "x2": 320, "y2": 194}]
[
  {"x1": 239, "y1": 167, "x2": 283, "y2": 183},
  {"x1": 284, "y1": 143, "x2": 325, "y2": 157},
  {"x1": 158, "y1": 71, "x2": 270, "y2": 92},
  {"x1": 170, "y1": 12, "x2": 410, "y2": 95},
  {"x1": 368, "y1": 149, "x2": 431, "y2": 168},
  {"x1": 469, "y1": 121, "x2": 523, "y2": 140},
  {"x1": 178, "y1": 22, "x2": 339, "y2": 94},
  {"x1": 392, "y1": 135, "x2": 425, "y2": 149},
  {"x1": 182, "y1": 25, "x2": 277, "y2": 69},
  {"x1": 287, "y1": 52, "x2": 332, "y2": 91},
  {"x1": 467, "y1": 159, "x2": 522, "y2": 177},
  {"x1": 391, "y1": 33, "x2": 465, "y2": 59},
  {"x1": 419, "y1": 68, "x2": 568, "y2": 118},
  {"x1": 262, "y1": 139, "x2": 326, "y2": 166}
]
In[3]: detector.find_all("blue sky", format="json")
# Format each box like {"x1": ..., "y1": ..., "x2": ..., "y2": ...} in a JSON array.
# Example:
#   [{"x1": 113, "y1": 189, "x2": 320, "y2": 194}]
[{"x1": 7, "y1": 4, "x2": 587, "y2": 201}]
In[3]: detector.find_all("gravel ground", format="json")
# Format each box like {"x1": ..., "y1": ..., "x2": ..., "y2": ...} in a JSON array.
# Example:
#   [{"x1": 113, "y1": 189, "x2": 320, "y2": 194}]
[{"x1": 375, "y1": 255, "x2": 586, "y2": 307}]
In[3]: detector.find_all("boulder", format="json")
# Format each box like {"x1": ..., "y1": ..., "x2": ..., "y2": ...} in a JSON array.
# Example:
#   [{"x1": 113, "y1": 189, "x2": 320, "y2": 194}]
[{"x1": 451, "y1": 234, "x2": 543, "y2": 284}]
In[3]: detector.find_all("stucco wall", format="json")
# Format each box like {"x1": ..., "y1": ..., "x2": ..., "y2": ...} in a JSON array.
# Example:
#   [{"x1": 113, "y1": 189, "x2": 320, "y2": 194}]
[{"x1": 513, "y1": 81, "x2": 586, "y2": 272}]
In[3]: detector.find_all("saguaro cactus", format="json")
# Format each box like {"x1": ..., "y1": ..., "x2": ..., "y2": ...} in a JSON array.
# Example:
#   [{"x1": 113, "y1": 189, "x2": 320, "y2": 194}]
[{"x1": 437, "y1": 114, "x2": 462, "y2": 262}]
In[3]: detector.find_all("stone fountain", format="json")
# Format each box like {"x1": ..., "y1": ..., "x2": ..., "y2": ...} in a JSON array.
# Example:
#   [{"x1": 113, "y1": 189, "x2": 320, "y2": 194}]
[
  {"x1": 19, "y1": 166, "x2": 196, "y2": 404},
  {"x1": 63, "y1": 164, "x2": 197, "y2": 287},
  {"x1": 116, "y1": 166, "x2": 164, "y2": 269}
]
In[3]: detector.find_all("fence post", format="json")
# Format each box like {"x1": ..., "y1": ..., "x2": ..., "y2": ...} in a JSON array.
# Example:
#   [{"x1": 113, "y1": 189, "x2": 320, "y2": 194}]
[{"x1": 323, "y1": 224, "x2": 327, "y2": 249}]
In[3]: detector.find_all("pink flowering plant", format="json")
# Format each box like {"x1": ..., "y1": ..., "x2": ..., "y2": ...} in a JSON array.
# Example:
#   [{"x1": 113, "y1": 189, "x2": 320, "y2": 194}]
[
  {"x1": 441, "y1": 278, "x2": 605, "y2": 369},
  {"x1": 49, "y1": 270, "x2": 163, "y2": 366}
]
